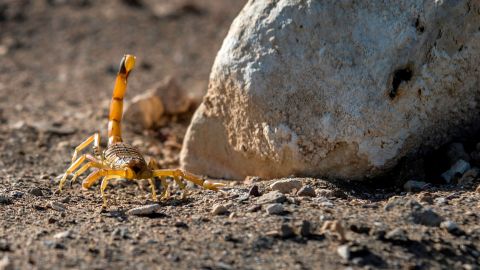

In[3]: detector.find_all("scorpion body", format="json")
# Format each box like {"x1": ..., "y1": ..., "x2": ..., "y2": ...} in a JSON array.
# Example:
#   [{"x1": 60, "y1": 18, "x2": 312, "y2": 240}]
[{"x1": 58, "y1": 54, "x2": 223, "y2": 206}]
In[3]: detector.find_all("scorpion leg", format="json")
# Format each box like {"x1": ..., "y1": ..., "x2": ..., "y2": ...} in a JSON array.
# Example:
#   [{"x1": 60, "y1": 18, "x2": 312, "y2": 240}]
[
  {"x1": 152, "y1": 169, "x2": 225, "y2": 192},
  {"x1": 160, "y1": 177, "x2": 170, "y2": 200},
  {"x1": 100, "y1": 175, "x2": 120, "y2": 207},
  {"x1": 147, "y1": 158, "x2": 169, "y2": 200},
  {"x1": 82, "y1": 168, "x2": 133, "y2": 190},
  {"x1": 148, "y1": 178, "x2": 158, "y2": 202},
  {"x1": 70, "y1": 157, "x2": 103, "y2": 185},
  {"x1": 71, "y1": 133, "x2": 101, "y2": 163},
  {"x1": 173, "y1": 176, "x2": 189, "y2": 199},
  {"x1": 59, "y1": 154, "x2": 87, "y2": 191}
]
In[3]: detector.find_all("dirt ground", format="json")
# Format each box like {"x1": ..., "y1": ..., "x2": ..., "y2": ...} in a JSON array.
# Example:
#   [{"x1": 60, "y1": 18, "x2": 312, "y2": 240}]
[{"x1": 1, "y1": 1, "x2": 480, "y2": 269}]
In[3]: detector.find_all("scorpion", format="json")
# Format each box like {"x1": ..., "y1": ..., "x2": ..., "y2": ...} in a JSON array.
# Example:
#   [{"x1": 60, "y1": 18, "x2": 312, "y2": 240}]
[{"x1": 58, "y1": 54, "x2": 224, "y2": 206}]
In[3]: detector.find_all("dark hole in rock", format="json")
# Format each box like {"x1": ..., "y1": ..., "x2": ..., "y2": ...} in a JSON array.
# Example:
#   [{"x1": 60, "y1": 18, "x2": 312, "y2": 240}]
[
  {"x1": 389, "y1": 66, "x2": 413, "y2": 99},
  {"x1": 415, "y1": 17, "x2": 425, "y2": 33}
]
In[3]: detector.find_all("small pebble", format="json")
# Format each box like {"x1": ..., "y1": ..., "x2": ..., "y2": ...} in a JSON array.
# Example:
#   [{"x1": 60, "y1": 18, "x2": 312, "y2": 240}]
[
  {"x1": 174, "y1": 221, "x2": 188, "y2": 229},
  {"x1": 211, "y1": 204, "x2": 229, "y2": 215},
  {"x1": 247, "y1": 205, "x2": 261, "y2": 212},
  {"x1": 127, "y1": 204, "x2": 161, "y2": 216},
  {"x1": 458, "y1": 168, "x2": 479, "y2": 185},
  {"x1": 403, "y1": 180, "x2": 428, "y2": 192},
  {"x1": 0, "y1": 240, "x2": 10, "y2": 252},
  {"x1": 53, "y1": 230, "x2": 72, "y2": 239},
  {"x1": 385, "y1": 228, "x2": 408, "y2": 242},
  {"x1": 270, "y1": 179, "x2": 302, "y2": 194},
  {"x1": 9, "y1": 191, "x2": 24, "y2": 198},
  {"x1": 337, "y1": 244, "x2": 369, "y2": 261},
  {"x1": 266, "y1": 203, "x2": 284, "y2": 215},
  {"x1": 297, "y1": 185, "x2": 316, "y2": 197},
  {"x1": 440, "y1": 220, "x2": 459, "y2": 233},
  {"x1": 48, "y1": 201, "x2": 66, "y2": 212},
  {"x1": 434, "y1": 197, "x2": 447, "y2": 205},
  {"x1": 441, "y1": 159, "x2": 471, "y2": 183},
  {"x1": 0, "y1": 194, "x2": 12, "y2": 205},
  {"x1": 111, "y1": 227, "x2": 129, "y2": 240},
  {"x1": 279, "y1": 224, "x2": 295, "y2": 238},
  {"x1": 411, "y1": 208, "x2": 443, "y2": 227},
  {"x1": 337, "y1": 244, "x2": 351, "y2": 260},
  {"x1": 296, "y1": 220, "x2": 312, "y2": 237},
  {"x1": 28, "y1": 187, "x2": 44, "y2": 197},
  {"x1": 0, "y1": 255, "x2": 13, "y2": 270},
  {"x1": 248, "y1": 185, "x2": 261, "y2": 197},
  {"x1": 257, "y1": 191, "x2": 286, "y2": 204}
]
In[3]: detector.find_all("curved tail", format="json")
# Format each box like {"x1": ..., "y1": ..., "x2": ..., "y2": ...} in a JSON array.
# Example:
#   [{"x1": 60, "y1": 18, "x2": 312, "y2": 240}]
[{"x1": 108, "y1": 54, "x2": 136, "y2": 145}]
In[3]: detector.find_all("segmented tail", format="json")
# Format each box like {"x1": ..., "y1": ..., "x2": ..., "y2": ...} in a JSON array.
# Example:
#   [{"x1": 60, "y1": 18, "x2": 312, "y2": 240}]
[{"x1": 108, "y1": 54, "x2": 136, "y2": 145}]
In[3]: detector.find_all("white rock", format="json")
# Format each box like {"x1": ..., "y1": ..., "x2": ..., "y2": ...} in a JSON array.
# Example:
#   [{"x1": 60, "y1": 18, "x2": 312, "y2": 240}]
[
  {"x1": 127, "y1": 204, "x2": 161, "y2": 216},
  {"x1": 265, "y1": 203, "x2": 284, "y2": 215},
  {"x1": 441, "y1": 159, "x2": 471, "y2": 183},
  {"x1": 0, "y1": 255, "x2": 12, "y2": 270},
  {"x1": 440, "y1": 220, "x2": 459, "y2": 233},
  {"x1": 53, "y1": 230, "x2": 72, "y2": 239},
  {"x1": 211, "y1": 204, "x2": 229, "y2": 215},
  {"x1": 337, "y1": 245, "x2": 350, "y2": 260},
  {"x1": 270, "y1": 179, "x2": 302, "y2": 194},
  {"x1": 181, "y1": 0, "x2": 480, "y2": 180}
]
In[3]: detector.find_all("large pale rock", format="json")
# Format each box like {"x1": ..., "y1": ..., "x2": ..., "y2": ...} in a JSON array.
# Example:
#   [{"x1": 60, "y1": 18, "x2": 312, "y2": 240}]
[{"x1": 181, "y1": 0, "x2": 480, "y2": 180}]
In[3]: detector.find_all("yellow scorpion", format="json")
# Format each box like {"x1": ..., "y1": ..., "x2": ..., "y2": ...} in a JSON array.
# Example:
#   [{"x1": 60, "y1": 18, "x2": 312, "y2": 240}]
[{"x1": 58, "y1": 54, "x2": 223, "y2": 206}]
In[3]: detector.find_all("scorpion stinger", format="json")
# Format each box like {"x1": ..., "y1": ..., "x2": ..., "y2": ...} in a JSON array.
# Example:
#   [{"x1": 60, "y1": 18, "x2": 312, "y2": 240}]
[{"x1": 58, "y1": 54, "x2": 224, "y2": 207}]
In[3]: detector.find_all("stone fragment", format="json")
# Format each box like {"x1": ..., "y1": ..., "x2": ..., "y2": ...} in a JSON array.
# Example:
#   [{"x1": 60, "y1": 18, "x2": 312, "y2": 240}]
[
  {"x1": 440, "y1": 220, "x2": 459, "y2": 234},
  {"x1": 181, "y1": 0, "x2": 480, "y2": 181},
  {"x1": 211, "y1": 204, "x2": 229, "y2": 215},
  {"x1": 127, "y1": 204, "x2": 161, "y2": 216},
  {"x1": 265, "y1": 203, "x2": 284, "y2": 215},
  {"x1": 297, "y1": 185, "x2": 316, "y2": 197},
  {"x1": 0, "y1": 255, "x2": 13, "y2": 270},
  {"x1": 256, "y1": 191, "x2": 286, "y2": 204},
  {"x1": 411, "y1": 208, "x2": 443, "y2": 227},
  {"x1": 248, "y1": 185, "x2": 261, "y2": 197},
  {"x1": 337, "y1": 244, "x2": 370, "y2": 262},
  {"x1": 320, "y1": 220, "x2": 346, "y2": 242},
  {"x1": 53, "y1": 230, "x2": 72, "y2": 239},
  {"x1": 0, "y1": 240, "x2": 10, "y2": 252},
  {"x1": 28, "y1": 187, "x2": 44, "y2": 197},
  {"x1": 270, "y1": 179, "x2": 302, "y2": 194},
  {"x1": 0, "y1": 194, "x2": 12, "y2": 205},
  {"x1": 458, "y1": 168, "x2": 479, "y2": 185},
  {"x1": 403, "y1": 180, "x2": 428, "y2": 192},
  {"x1": 279, "y1": 224, "x2": 295, "y2": 239},
  {"x1": 48, "y1": 201, "x2": 66, "y2": 212},
  {"x1": 441, "y1": 159, "x2": 471, "y2": 183},
  {"x1": 385, "y1": 228, "x2": 409, "y2": 242},
  {"x1": 296, "y1": 220, "x2": 312, "y2": 237}
]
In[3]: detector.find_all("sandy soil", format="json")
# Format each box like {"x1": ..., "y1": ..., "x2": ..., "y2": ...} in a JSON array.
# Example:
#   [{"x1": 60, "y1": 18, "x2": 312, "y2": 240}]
[{"x1": 0, "y1": 1, "x2": 480, "y2": 269}]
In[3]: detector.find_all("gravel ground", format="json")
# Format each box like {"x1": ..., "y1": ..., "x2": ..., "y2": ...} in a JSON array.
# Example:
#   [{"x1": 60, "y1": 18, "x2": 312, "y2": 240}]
[{"x1": 1, "y1": 1, "x2": 480, "y2": 269}]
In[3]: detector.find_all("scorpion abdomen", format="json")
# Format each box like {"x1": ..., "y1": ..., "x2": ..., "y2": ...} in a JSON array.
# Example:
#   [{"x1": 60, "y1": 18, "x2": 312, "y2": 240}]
[{"x1": 104, "y1": 143, "x2": 147, "y2": 172}]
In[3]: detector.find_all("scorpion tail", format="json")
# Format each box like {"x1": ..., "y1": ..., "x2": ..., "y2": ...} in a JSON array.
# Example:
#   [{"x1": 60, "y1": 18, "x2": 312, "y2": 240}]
[{"x1": 107, "y1": 54, "x2": 136, "y2": 145}]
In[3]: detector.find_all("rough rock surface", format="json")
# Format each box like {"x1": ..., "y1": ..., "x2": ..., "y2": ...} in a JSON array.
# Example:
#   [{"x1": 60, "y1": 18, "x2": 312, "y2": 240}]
[{"x1": 181, "y1": 0, "x2": 480, "y2": 180}]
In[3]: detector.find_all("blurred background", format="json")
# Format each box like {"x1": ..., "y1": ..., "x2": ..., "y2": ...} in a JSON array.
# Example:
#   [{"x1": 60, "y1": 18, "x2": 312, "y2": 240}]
[
  {"x1": 0, "y1": 0, "x2": 245, "y2": 128},
  {"x1": 0, "y1": 0, "x2": 247, "y2": 181}
]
